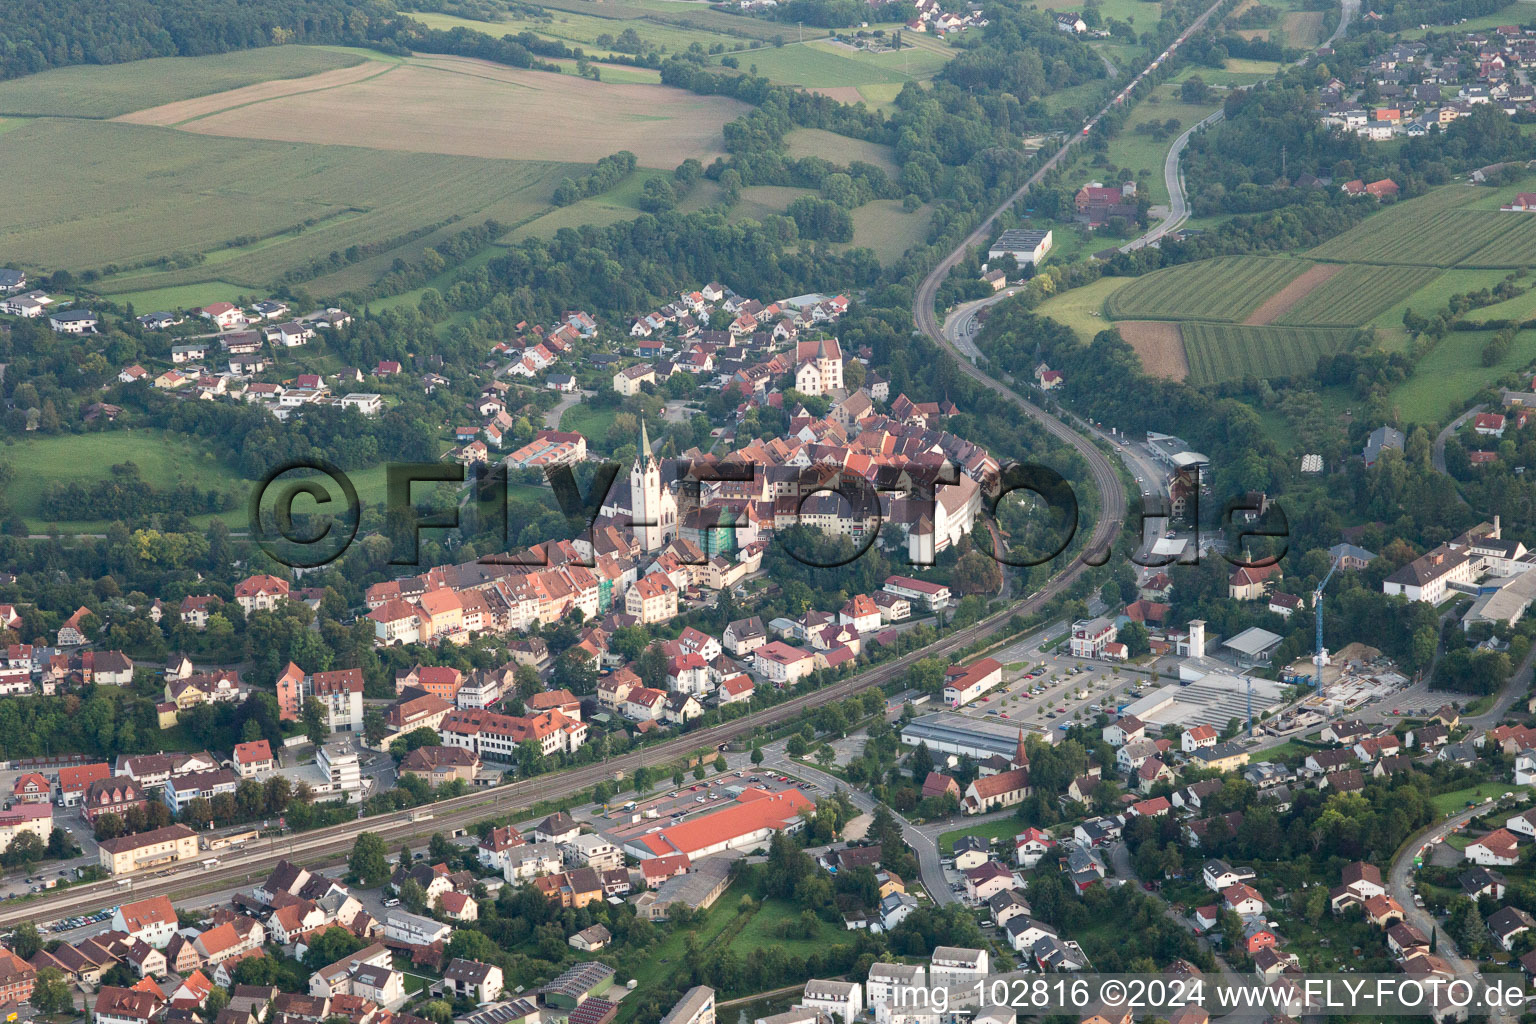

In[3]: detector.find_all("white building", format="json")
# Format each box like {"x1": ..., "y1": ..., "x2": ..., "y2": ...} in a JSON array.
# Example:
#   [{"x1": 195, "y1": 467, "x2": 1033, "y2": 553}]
[
  {"x1": 384, "y1": 909, "x2": 452, "y2": 946},
  {"x1": 987, "y1": 228, "x2": 1053, "y2": 265},
  {"x1": 865, "y1": 964, "x2": 924, "y2": 1009},
  {"x1": 929, "y1": 946, "x2": 988, "y2": 985},
  {"x1": 111, "y1": 896, "x2": 178, "y2": 949},
  {"x1": 1069, "y1": 617, "x2": 1117, "y2": 658},
  {"x1": 942, "y1": 657, "x2": 1002, "y2": 707},
  {"x1": 801, "y1": 979, "x2": 862, "y2": 1022}
]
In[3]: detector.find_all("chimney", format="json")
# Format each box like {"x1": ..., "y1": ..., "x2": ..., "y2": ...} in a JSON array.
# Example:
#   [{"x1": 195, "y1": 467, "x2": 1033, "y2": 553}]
[{"x1": 1189, "y1": 620, "x2": 1206, "y2": 660}]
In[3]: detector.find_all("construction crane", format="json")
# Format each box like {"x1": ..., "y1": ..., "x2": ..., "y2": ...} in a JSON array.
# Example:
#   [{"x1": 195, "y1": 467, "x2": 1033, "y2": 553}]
[{"x1": 1313, "y1": 554, "x2": 1343, "y2": 691}]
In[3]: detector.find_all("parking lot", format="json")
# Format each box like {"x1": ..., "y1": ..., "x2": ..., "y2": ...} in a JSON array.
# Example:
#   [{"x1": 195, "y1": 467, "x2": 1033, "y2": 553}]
[{"x1": 952, "y1": 635, "x2": 1162, "y2": 737}]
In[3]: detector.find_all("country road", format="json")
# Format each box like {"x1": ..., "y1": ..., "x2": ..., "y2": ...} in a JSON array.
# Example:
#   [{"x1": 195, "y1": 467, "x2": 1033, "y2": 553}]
[
  {"x1": 906, "y1": 0, "x2": 1239, "y2": 686},
  {"x1": 1432, "y1": 404, "x2": 1481, "y2": 509},
  {"x1": 1124, "y1": 0, "x2": 1357, "y2": 252},
  {"x1": 1122, "y1": 108, "x2": 1221, "y2": 252}
]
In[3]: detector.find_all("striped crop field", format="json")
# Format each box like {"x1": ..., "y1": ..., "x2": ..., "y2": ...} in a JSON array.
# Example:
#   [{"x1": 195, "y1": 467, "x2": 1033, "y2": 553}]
[
  {"x1": 1180, "y1": 322, "x2": 1356, "y2": 383},
  {"x1": 1102, "y1": 256, "x2": 1312, "y2": 322},
  {"x1": 1272, "y1": 264, "x2": 1442, "y2": 326}
]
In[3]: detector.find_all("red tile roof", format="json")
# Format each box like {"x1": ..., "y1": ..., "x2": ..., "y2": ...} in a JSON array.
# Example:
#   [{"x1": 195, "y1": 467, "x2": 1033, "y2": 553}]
[{"x1": 635, "y1": 788, "x2": 813, "y2": 857}]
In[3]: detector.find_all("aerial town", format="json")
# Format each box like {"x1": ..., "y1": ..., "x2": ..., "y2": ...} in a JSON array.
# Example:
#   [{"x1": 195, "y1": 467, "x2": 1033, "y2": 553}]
[{"x1": 8, "y1": 0, "x2": 1536, "y2": 1018}]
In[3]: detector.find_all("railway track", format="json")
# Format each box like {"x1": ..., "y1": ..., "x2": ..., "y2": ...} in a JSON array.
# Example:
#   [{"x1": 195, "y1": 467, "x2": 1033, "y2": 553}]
[
  {"x1": 0, "y1": 571, "x2": 1078, "y2": 926},
  {"x1": 0, "y1": 2, "x2": 1259, "y2": 928}
]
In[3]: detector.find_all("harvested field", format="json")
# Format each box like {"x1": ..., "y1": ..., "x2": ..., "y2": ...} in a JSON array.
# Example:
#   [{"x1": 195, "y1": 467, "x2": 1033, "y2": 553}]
[
  {"x1": 1117, "y1": 321, "x2": 1188, "y2": 380},
  {"x1": 810, "y1": 86, "x2": 865, "y2": 103},
  {"x1": 145, "y1": 54, "x2": 750, "y2": 164},
  {"x1": 1281, "y1": 10, "x2": 1325, "y2": 46},
  {"x1": 117, "y1": 60, "x2": 395, "y2": 126},
  {"x1": 1243, "y1": 262, "x2": 1341, "y2": 324}
]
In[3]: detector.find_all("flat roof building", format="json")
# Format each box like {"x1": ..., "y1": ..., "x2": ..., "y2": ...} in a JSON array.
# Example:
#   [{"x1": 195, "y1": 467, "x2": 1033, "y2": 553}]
[
  {"x1": 987, "y1": 228, "x2": 1054, "y2": 265},
  {"x1": 900, "y1": 711, "x2": 1049, "y2": 761},
  {"x1": 1223, "y1": 626, "x2": 1283, "y2": 668}
]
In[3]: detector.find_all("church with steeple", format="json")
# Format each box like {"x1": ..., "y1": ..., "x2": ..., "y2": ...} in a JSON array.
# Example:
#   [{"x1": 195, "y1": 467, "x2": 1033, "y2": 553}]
[{"x1": 600, "y1": 418, "x2": 677, "y2": 553}]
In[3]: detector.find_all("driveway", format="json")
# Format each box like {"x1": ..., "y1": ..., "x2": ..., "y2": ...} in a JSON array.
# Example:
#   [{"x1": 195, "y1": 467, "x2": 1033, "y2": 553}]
[
  {"x1": 543, "y1": 389, "x2": 590, "y2": 429},
  {"x1": 1432, "y1": 404, "x2": 1482, "y2": 504}
]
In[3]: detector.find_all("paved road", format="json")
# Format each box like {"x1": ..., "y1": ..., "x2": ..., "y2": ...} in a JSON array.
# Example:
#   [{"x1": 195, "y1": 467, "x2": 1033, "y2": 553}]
[
  {"x1": 1386, "y1": 806, "x2": 1494, "y2": 1015},
  {"x1": 1321, "y1": 0, "x2": 1360, "y2": 48},
  {"x1": 1123, "y1": 0, "x2": 1357, "y2": 252},
  {"x1": 543, "y1": 389, "x2": 589, "y2": 429},
  {"x1": 1433, "y1": 403, "x2": 1483, "y2": 481},
  {"x1": 9, "y1": 0, "x2": 1233, "y2": 930},
  {"x1": 1108, "y1": 842, "x2": 1247, "y2": 993},
  {"x1": 1122, "y1": 109, "x2": 1222, "y2": 252},
  {"x1": 1378, "y1": 645, "x2": 1534, "y2": 1022},
  {"x1": 5, "y1": 524, "x2": 1116, "y2": 927},
  {"x1": 777, "y1": 759, "x2": 961, "y2": 907},
  {"x1": 914, "y1": 0, "x2": 1232, "y2": 582}
]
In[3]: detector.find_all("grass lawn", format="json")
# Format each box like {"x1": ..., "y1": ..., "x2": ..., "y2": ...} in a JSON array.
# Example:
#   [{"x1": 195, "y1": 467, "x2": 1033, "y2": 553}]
[
  {"x1": 1255, "y1": 739, "x2": 1316, "y2": 763},
  {"x1": 407, "y1": 9, "x2": 758, "y2": 59},
  {"x1": 0, "y1": 428, "x2": 455, "y2": 533},
  {"x1": 1465, "y1": 284, "x2": 1536, "y2": 324},
  {"x1": 371, "y1": 245, "x2": 506, "y2": 313},
  {"x1": 840, "y1": 199, "x2": 934, "y2": 263},
  {"x1": 733, "y1": 184, "x2": 815, "y2": 222},
  {"x1": 0, "y1": 430, "x2": 248, "y2": 532},
  {"x1": 511, "y1": 167, "x2": 668, "y2": 240},
  {"x1": 784, "y1": 128, "x2": 902, "y2": 177},
  {"x1": 738, "y1": 39, "x2": 945, "y2": 89},
  {"x1": 101, "y1": 281, "x2": 250, "y2": 312},
  {"x1": 1037, "y1": 276, "x2": 1133, "y2": 341},
  {"x1": 560, "y1": 403, "x2": 619, "y2": 443},
  {"x1": 729, "y1": 896, "x2": 846, "y2": 957},
  {"x1": 1387, "y1": 328, "x2": 1536, "y2": 425},
  {"x1": 1170, "y1": 59, "x2": 1280, "y2": 87},
  {"x1": 544, "y1": 57, "x2": 664, "y2": 84},
  {"x1": 1394, "y1": 0, "x2": 1530, "y2": 38},
  {"x1": 1429, "y1": 782, "x2": 1527, "y2": 817},
  {"x1": 1033, "y1": 221, "x2": 1127, "y2": 265},
  {"x1": 1105, "y1": 83, "x2": 1223, "y2": 206},
  {"x1": 1043, "y1": 79, "x2": 1112, "y2": 116},
  {"x1": 937, "y1": 817, "x2": 1022, "y2": 854},
  {"x1": 1031, "y1": 0, "x2": 1163, "y2": 29},
  {"x1": 616, "y1": 895, "x2": 737, "y2": 1022},
  {"x1": 1368, "y1": 268, "x2": 1511, "y2": 330}
]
